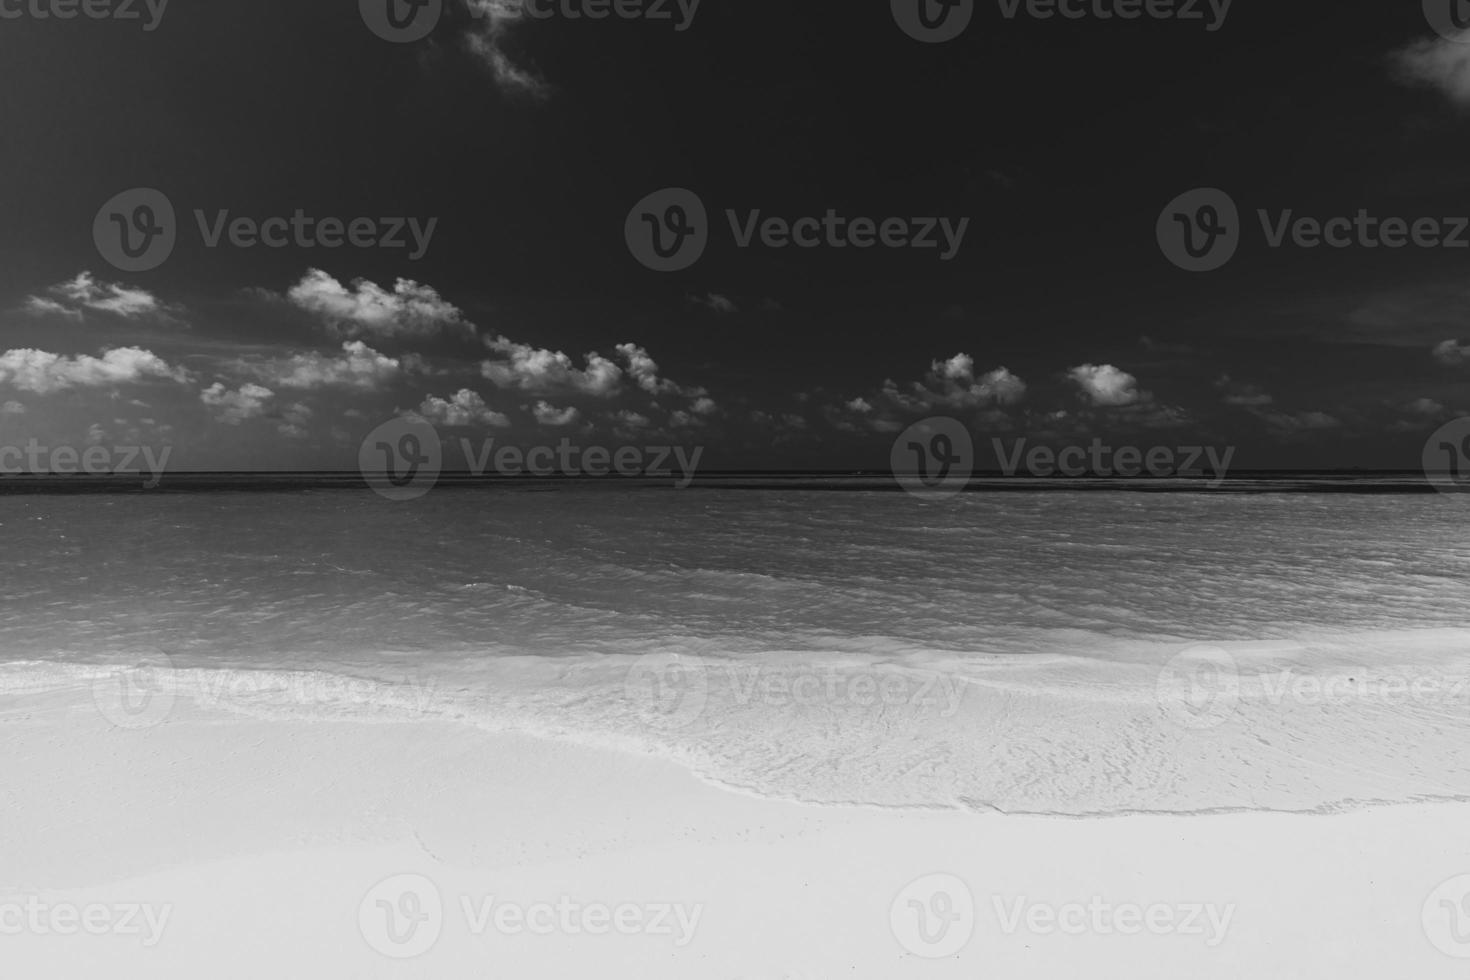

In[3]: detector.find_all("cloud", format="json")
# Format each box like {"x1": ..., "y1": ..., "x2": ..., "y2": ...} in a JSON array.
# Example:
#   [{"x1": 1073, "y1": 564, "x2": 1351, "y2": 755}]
[
  {"x1": 201, "y1": 383, "x2": 274, "y2": 424},
  {"x1": 612, "y1": 410, "x2": 651, "y2": 430},
  {"x1": 1407, "y1": 397, "x2": 1446, "y2": 416},
  {"x1": 420, "y1": 389, "x2": 511, "y2": 427},
  {"x1": 0, "y1": 347, "x2": 190, "y2": 394},
  {"x1": 25, "y1": 272, "x2": 173, "y2": 321},
  {"x1": 836, "y1": 354, "x2": 1026, "y2": 433},
  {"x1": 1391, "y1": 34, "x2": 1470, "y2": 105},
  {"x1": 481, "y1": 336, "x2": 623, "y2": 396},
  {"x1": 463, "y1": 0, "x2": 551, "y2": 98},
  {"x1": 245, "y1": 341, "x2": 401, "y2": 390},
  {"x1": 614, "y1": 343, "x2": 692, "y2": 397},
  {"x1": 1259, "y1": 410, "x2": 1341, "y2": 436},
  {"x1": 1, "y1": 401, "x2": 25, "y2": 415},
  {"x1": 1433, "y1": 339, "x2": 1470, "y2": 366},
  {"x1": 878, "y1": 354, "x2": 1027, "y2": 413},
  {"x1": 285, "y1": 269, "x2": 473, "y2": 340},
  {"x1": 531, "y1": 401, "x2": 580, "y2": 426},
  {"x1": 1215, "y1": 374, "x2": 1275, "y2": 407},
  {"x1": 275, "y1": 403, "x2": 313, "y2": 439},
  {"x1": 1067, "y1": 363, "x2": 1146, "y2": 407},
  {"x1": 669, "y1": 409, "x2": 708, "y2": 428},
  {"x1": 689, "y1": 292, "x2": 739, "y2": 314},
  {"x1": 23, "y1": 297, "x2": 84, "y2": 321}
]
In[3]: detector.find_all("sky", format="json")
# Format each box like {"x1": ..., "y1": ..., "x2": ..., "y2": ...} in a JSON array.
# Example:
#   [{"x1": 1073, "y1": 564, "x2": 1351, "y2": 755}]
[{"x1": 3, "y1": 0, "x2": 1470, "y2": 472}]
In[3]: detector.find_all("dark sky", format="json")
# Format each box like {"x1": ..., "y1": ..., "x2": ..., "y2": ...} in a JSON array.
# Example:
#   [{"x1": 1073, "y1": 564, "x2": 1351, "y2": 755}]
[{"x1": 2, "y1": 0, "x2": 1469, "y2": 471}]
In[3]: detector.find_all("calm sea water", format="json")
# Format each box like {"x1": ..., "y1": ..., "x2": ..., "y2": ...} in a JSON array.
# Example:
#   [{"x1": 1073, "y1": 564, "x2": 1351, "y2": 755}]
[{"x1": 3, "y1": 488, "x2": 1469, "y2": 814}]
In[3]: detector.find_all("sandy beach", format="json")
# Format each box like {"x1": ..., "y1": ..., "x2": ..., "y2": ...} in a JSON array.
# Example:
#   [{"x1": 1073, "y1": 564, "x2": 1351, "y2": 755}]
[{"x1": 4, "y1": 680, "x2": 1469, "y2": 979}]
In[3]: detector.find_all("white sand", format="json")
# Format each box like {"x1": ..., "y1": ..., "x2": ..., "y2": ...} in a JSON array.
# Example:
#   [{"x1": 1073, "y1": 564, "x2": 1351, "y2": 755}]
[{"x1": 4, "y1": 683, "x2": 1470, "y2": 979}]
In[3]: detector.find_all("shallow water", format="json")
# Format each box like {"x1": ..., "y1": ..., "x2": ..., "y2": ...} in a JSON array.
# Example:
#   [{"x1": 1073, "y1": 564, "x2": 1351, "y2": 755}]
[{"x1": 4, "y1": 488, "x2": 1469, "y2": 814}]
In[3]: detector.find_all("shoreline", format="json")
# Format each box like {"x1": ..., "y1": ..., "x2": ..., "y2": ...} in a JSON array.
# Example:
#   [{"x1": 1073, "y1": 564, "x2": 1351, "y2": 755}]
[{"x1": 4, "y1": 690, "x2": 1470, "y2": 978}]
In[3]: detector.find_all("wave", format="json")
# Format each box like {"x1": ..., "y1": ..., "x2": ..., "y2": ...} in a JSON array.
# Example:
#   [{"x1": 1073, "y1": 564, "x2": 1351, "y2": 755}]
[{"x1": 8, "y1": 626, "x2": 1470, "y2": 817}]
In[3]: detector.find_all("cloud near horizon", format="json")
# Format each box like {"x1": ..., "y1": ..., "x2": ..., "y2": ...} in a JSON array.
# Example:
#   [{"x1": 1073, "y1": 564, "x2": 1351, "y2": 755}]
[{"x1": 1067, "y1": 363, "x2": 1146, "y2": 407}]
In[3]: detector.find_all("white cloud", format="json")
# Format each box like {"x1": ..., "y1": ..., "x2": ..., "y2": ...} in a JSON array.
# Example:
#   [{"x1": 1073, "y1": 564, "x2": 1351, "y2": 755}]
[
  {"x1": 201, "y1": 383, "x2": 274, "y2": 424},
  {"x1": 1215, "y1": 374, "x2": 1275, "y2": 407},
  {"x1": 1391, "y1": 34, "x2": 1470, "y2": 105},
  {"x1": 689, "y1": 292, "x2": 739, "y2": 314},
  {"x1": 246, "y1": 341, "x2": 401, "y2": 390},
  {"x1": 285, "y1": 269, "x2": 473, "y2": 340},
  {"x1": 25, "y1": 272, "x2": 172, "y2": 321},
  {"x1": 1067, "y1": 363, "x2": 1146, "y2": 407},
  {"x1": 0, "y1": 347, "x2": 190, "y2": 394},
  {"x1": 612, "y1": 410, "x2": 650, "y2": 429},
  {"x1": 420, "y1": 389, "x2": 511, "y2": 427},
  {"x1": 616, "y1": 343, "x2": 669, "y2": 395},
  {"x1": 276, "y1": 403, "x2": 313, "y2": 439},
  {"x1": 1408, "y1": 397, "x2": 1446, "y2": 416},
  {"x1": 880, "y1": 354, "x2": 1028, "y2": 412},
  {"x1": 531, "y1": 401, "x2": 580, "y2": 426},
  {"x1": 1260, "y1": 410, "x2": 1341, "y2": 435},
  {"x1": 464, "y1": 0, "x2": 551, "y2": 98},
  {"x1": 1433, "y1": 339, "x2": 1470, "y2": 366},
  {"x1": 1, "y1": 400, "x2": 25, "y2": 415},
  {"x1": 613, "y1": 343, "x2": 708, "y2": 401},
  {"x1": 482, "y1": 335, "x2": 623, "y2": 396},
  {"x1": 23, "y1": 297, "x2": 84, "y2": 321}
]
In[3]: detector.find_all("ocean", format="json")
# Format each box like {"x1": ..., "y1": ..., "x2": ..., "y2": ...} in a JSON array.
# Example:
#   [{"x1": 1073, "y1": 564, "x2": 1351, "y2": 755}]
[{"x1": 4, "y1": 485, "x2": 1469, "y2": 815}]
